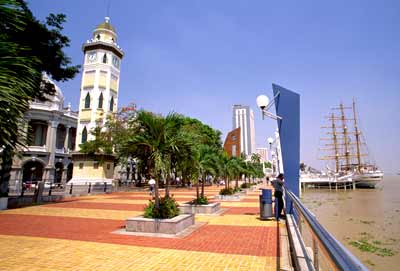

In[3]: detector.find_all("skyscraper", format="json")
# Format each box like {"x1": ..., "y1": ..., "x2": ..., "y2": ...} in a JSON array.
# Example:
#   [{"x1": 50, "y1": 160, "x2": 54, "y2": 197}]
[{"x1": 232, "y1": 105, "x2": 256, "y2": 157}]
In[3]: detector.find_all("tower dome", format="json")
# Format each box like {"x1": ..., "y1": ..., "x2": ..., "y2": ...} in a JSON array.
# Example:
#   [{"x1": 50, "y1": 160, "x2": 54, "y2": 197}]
[{"x1": 93, "y1": 17, "x2": 117, "y2": 43}]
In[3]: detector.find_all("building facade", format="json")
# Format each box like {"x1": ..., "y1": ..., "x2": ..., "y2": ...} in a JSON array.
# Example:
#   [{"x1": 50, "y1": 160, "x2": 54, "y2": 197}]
[
  {"x1": 76, "y1": 17, "x2": 124, "y2": 148},
  {"x1": 223, "y1": 127, "x2": 241, "y2": 158},
  {"x1": 9, "y1": 78, "x2": 78, "y2": 190},
  {"x1": 255, "y1": 147, "x2": 269, "y2": 162},
  {"x1": 68, "y1": 17, "x2": 123, "y2": 185},
  {"x1": 232, "y1": 105, "x2": 256, "y2": 157}
]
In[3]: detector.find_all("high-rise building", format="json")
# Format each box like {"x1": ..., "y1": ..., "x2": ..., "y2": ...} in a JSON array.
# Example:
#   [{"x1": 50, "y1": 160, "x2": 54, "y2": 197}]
[
  {"x1": 76, "y1": 17, "x2": 124, "y2": 148},
  {"x1": 232, "y1": 105, "x2": 256, "y2": 157},
  {"x1": 255, "y1": 147, "x2": 269, "y2": 162}
]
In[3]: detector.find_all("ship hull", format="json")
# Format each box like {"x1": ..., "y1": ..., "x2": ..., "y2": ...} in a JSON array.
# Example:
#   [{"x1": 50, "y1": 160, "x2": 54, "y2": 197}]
[{"x1": 353, "y1": 172, "x2": 384, "y2": 188}]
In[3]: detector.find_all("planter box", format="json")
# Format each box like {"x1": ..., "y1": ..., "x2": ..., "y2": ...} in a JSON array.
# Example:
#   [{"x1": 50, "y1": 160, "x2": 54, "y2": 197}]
[
  {"x1": 0, "y1": 197, "x2": 8, "y2": 210},
  {"x1": 214, "y1": 194, "x2": 241, "y2": 201},
  {"x1": 180, "y1": 202, "x2": 220, "y2": 214},
  {"x1": 126, "y1": 214, "x2": 195, "y2": 234}
]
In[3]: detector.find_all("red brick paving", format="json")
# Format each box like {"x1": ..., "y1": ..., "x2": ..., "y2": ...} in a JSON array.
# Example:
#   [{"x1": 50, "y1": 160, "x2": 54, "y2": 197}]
[
  {"x1": 225, "y1": 207, "x2": 260, "y2": 215},
  {"x1": 0, "y1": 214, "x2": 278, "y2": 256}
]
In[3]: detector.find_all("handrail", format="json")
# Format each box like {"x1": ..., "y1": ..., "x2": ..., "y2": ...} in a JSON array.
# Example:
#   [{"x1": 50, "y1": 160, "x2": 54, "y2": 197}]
[{"x1": 285, "y1": 189, "x2": 368, "y2": 271}]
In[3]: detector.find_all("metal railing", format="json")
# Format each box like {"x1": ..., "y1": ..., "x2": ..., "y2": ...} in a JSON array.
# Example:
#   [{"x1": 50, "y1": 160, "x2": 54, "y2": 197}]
[{"x1": 285, "y1": 188, "x2": 368, "y2": 271}]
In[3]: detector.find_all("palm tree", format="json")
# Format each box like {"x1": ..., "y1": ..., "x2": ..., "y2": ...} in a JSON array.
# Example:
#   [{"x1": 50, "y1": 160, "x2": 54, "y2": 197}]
[
  {"x1": 197, "y1": 145, "x2": 219, "y2": 198},
  {"x1": 126, "y1": 111, "x2": 181, "y2": 210}
]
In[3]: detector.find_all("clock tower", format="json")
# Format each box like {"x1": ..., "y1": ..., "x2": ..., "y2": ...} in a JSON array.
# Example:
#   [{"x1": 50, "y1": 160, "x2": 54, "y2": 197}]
[
  {"x1": 69, "y1": 17, "x2": 124, "y2": 186},
  {"x1": 76, "y1": 17, "x2": 124, "y2": 148}
]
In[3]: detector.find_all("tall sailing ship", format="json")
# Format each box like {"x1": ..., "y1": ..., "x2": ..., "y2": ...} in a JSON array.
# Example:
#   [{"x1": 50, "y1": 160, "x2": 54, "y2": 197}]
[{"x1": 319, "y1": 99, "x2": 384, "y2": 188}]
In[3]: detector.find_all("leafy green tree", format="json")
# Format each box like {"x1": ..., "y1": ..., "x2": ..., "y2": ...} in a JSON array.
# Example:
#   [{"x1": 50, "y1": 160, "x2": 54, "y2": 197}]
[
  {"x1": 79, "y1": 127, "x2": 113, "y2": 155},
  {"x1": 0, "y1": 0, "x2": 79, "y2": 197}
]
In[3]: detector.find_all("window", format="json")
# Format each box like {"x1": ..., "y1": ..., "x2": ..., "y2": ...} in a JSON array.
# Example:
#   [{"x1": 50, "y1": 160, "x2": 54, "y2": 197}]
[
  {"x1": 79, "y1": 163, "x2": 84, "y2": 169},
  {"x1": 102, "y1": 53, "x2": 107, "y2": 64},
  {"x1": 93, "y1": 162, "x2": 99, "y2": 169},
  {"x1": 28, "y1": 120, "x2": 47, "y2": 146},
  {"x1": 81, "y1": 127, "x2": 87, "y2": 143},
  {"x1": 84, "y1": 93, "x2": 91, "y2": 108},
  {"x1": 109, "y1": 96, "x2": 114, "y2": 111},
  {"x1": 107, "y1": 163, "x2": 111, "y2": 170},
  {"x1": 96, "y1": 34, "x2": 100, "y2": 40},
  {"x1": 98, "y1": 93, "x2": 103, "y2": 109},
  {"x1": 231, "y1": 135, "x2": 237, "y2": 141},
  {"x1": 232, "y1": 145, "x2": 237, "y2": 157}
]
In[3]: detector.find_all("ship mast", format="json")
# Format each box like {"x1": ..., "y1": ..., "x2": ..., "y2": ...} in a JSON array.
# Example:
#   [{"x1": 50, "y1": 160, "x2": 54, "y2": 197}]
[
  {"x1": 331, "y1": 112, "x2": 340, "y2": 172},
  {"x1": 352, "y1": 99, "x2": 362, "y2": 172},
  {"x1": 339, "y1": 103, "x2": 350, "y2": 172}
]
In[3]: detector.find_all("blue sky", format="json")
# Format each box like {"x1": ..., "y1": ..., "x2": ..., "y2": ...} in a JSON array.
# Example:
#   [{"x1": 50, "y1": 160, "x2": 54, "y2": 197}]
[{"x1": 29, "y1": 0, "x2": 399, "y2": 173}]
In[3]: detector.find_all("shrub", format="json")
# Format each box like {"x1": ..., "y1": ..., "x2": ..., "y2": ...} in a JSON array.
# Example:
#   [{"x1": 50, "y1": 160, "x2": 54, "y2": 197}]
[
  {"x1": 144, "y1": 196, "x2": 180, "y2": 219},
  {"x1": 234, "y1": 187, "x2": 242, "y2": 193},
  {"x1": 219, "y1": 187, "x2": 234, "y2": 195},
  {"x1": 241, "y1": 183, "x2": 251, "y2": 189},
  {"x1": 191, "y1": 196, "x2": 209, "y2": 205}
]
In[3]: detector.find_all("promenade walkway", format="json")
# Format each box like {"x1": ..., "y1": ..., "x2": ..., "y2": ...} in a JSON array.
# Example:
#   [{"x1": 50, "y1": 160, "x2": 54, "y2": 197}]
[{"x1": 0, "y1": 185, "x2": 286, "y2": 271}]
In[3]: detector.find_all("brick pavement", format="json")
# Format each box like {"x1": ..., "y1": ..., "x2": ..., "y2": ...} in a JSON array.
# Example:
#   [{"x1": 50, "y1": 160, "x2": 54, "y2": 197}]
[{"x1": 0, "y1": 185, "x2": 284, "y2": 270}]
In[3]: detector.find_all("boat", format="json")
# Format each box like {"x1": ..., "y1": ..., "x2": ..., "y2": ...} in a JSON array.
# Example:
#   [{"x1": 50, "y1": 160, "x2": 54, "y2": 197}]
[{"x1": 317, "y1": 99, "x2": 383, "y2": 188}]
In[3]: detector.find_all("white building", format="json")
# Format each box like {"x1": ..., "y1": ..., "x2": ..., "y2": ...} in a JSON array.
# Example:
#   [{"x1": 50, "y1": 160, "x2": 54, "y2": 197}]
[
  {"x1": 232, "y1": 105, "x2": 256, "y2": 157},
  {"x1": 255, "y1": 147, "x2": 269, "y2": 162},
  {"x1": 9, "y1": 77, "x2": 78, "y2": 190}
]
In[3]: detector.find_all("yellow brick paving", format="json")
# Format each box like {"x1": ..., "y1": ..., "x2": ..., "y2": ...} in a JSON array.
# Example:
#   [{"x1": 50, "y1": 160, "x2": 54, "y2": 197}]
[
  {"x1": 0, "y1": 235, "x2": 276, "y2": 271},
  {"x1": 196, "y1": 214, "x2": 279, "y2": 227},
  {"x1": 0, "y1": 186, "x2": 284, "y2": 270},
  {"x1": 220, "y1": 201, "x2": 259, "y2": 207}
]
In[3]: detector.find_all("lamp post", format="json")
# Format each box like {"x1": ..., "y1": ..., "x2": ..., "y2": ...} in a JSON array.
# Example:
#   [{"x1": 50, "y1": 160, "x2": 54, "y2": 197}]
[
  {"x1": 131, "y1": 159, "x2": 136, "y2": 185},
  {"x1": 127, "y1": 155, "x2": 132, "y2": 185}
]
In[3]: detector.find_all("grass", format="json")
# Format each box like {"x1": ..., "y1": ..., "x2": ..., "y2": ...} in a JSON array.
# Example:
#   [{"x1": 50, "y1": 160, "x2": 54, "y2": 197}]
[
  {"x1": 349, "y1": 238, "x2": 395, "y2": 257},
  {"x1": 359, "y1": 220, "x2": 375, "y2": 224}
]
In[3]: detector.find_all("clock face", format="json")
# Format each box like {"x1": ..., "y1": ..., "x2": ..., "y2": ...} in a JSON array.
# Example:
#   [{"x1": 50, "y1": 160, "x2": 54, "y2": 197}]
[
  {"x1": 112, "y1": 55, "x2": 120, "y2": 68},
  {"x1": 87, "y1": 52, "x2": 97, "y2": 63}
]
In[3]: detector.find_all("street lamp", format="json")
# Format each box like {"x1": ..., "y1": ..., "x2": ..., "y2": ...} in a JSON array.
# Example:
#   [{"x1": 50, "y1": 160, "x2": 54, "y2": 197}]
[
  {"x1": 257, "y1": 93, "x2": 282, "y2": 175},
  {"x1": 267, "y1": 137, "x2": 274, "y2": 149},
  {"x1": 256, "y1": 94, "x2": 282, "y2": 120}
]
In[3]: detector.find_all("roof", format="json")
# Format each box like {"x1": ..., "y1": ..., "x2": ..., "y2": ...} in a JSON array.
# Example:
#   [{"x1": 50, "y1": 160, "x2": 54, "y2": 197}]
[{"x1": 95, "y1": 17, "x2": 116, "y2": 33}]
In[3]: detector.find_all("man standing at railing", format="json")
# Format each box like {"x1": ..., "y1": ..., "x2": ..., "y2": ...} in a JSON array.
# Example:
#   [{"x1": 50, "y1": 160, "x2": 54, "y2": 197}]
[{"x1": 272, "y1": 173, "x2": 285, "y2": 219}]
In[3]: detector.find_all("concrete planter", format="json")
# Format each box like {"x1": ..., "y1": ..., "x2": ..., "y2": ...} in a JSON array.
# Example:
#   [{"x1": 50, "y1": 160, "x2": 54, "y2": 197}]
[
  {"x1": 126, "y1": 214, "x2": 195, "y2": 234},
  {"x1": 214, "y1": 194, "x2": 241, "y2": 201},
  {"x1": 180, "y1": 202, "x2": 220, "y2": 214},
  {"x1": 0, "y1": 197, "x2": 8, "y2": 210}
]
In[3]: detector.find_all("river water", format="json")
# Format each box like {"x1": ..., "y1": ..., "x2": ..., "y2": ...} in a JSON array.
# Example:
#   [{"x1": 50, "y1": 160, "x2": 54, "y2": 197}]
[{"x1": 301, "y1": 175, "x2": 400, "y2": 271}]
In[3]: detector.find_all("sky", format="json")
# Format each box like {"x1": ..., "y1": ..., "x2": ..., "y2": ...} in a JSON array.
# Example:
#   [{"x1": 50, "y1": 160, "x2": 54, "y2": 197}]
[{"x1": 28, "y1": 0, "x2": 400, "y2": 173}]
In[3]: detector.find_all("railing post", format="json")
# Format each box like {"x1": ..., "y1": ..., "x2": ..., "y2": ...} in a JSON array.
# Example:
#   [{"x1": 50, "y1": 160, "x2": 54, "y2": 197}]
[
  {"x1": 88, "y1": 183, "x2": 91, "y2": 194},
  {"x1": 313, "y1": 237, "x2": 319, "y2": 270},
  {"x1": 104, "y1": 182, "x2": 107, "y2": 193},
  {"x1": 298, "y1": 216, "x2": 302, "y2": 234},
  {"x1": 69, "y1": 183, "x2": 73, "y2": 195},
  {"x1": 48, "y1": 186, "x2": 52, "y2": 196}
]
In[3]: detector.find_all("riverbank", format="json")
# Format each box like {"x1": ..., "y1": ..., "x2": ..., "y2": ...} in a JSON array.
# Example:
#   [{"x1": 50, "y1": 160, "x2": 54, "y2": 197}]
[{"x1": 302, "y1": 175, "x2": 400, "y2": 270}]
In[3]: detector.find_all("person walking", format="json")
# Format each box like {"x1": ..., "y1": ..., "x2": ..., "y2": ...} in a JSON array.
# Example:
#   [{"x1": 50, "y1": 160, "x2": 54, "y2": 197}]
[
  {"x1": 272, "y1": 173, "x2": 285, "y2": 220},
  {"x1": 148, "y1": 176, "x2": 156, "y2": 196}
]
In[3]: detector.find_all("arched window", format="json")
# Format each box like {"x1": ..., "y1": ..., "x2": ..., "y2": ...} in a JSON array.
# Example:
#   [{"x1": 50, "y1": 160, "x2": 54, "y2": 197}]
[
  {"x1": 109, "y1": 96, "x2": 114, "y2": 112},
  {"x1": 96, "y1": 34, "x2": 100, "y2": 40},
  {"x1": 84, "y1": 93, "x2": 91, "y2": 108},
  {"x1": 103, "y1": 54, "x2": 107, "y2": 63},
  {"x1": 98, "y1": 93, "x2": 103, "y2": 109},
  {"x1": 81, "y1": 127, "x2": 87, "y2": 143}
]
